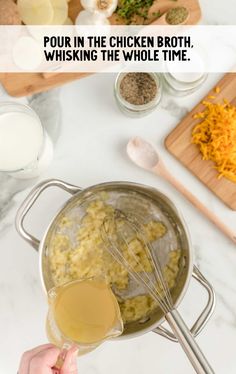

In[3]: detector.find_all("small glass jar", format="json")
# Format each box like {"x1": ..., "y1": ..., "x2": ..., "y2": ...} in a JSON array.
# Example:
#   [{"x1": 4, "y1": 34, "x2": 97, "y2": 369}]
[
  {"x1": 163, "y1": 71, "x2": 208, "y2": 97},
  {"x1": 114, "y1": 72, "x2": 162, "y2": 117}
]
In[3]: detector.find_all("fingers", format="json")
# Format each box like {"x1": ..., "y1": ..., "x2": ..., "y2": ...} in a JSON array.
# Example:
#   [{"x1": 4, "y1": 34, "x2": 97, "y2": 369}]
[
  {"x1": 60, "y1": 346, "x2": 79, "y2": 374},
  {"x1": 18, "y1": 344, "x2": 56, "y2": 374},
  {"x1": 18, "y1": 344, "x2": 78, "y2": 374},
  {"x1": 29, "y1": 346, "x2": 60, "y2": 374}
]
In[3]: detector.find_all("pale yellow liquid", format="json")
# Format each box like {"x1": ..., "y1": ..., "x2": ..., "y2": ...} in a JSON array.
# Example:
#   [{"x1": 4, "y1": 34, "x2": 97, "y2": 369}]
[{"x1": 48, "y1": 279, "x2": 122, "y2": 345}]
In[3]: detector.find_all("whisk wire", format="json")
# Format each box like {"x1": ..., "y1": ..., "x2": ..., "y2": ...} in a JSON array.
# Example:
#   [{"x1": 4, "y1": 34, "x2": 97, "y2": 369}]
[
  {"x1": 101, "y1": 210, "x2": 171, "y2": 313},
  {"x1": 123, "y1": 215, "x2": 172, "y2": 311},
  {"x1": 126, "y1": 213, "x2": 173, "y2": 310}
]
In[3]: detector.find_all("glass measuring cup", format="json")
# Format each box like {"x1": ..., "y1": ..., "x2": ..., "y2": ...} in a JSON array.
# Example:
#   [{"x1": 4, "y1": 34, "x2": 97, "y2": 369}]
[{"x1": 46, "y1": 278, "x2": 124, "y2": 360}]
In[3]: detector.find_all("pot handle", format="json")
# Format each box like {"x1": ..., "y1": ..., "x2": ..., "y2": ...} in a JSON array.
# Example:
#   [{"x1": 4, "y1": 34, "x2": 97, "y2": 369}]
[
  {"x1": 152, "y1": 265, "x2": 216, "y2": 342},
  {"x1": 15, "y1": 179, "x2": 82, "y2": 251}
]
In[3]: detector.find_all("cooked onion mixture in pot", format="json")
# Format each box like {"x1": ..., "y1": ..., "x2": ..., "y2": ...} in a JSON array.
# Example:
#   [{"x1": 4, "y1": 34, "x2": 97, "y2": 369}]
[{"x1": 49, "y1": 197, "x2": 181, "y2": 324}]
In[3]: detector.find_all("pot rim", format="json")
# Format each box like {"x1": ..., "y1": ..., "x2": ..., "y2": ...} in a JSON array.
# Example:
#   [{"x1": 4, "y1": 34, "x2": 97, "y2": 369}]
[{"x1": 38, "y1": 180, "x2": 194, "y2": 339}]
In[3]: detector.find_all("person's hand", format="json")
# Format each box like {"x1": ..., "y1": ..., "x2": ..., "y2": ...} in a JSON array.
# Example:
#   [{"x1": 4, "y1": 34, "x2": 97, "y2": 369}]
[{"x1": 18, "y1": 343, "x2": 78, "y2": 374}]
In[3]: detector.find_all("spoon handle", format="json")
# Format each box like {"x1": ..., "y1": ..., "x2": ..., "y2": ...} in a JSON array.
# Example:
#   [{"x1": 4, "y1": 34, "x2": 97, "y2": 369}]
[{"x1": 155, "y1": 166, "x2": 236, "y2": 245}]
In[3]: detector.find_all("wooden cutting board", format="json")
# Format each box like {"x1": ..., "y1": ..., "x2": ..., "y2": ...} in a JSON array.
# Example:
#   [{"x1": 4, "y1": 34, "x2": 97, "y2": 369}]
[
  {"x1": 165, "y1": 73, "x2": 236, "y2": 210},
  {"x1": 0, "y1": 0, "x2": 201, "y2": 97}
]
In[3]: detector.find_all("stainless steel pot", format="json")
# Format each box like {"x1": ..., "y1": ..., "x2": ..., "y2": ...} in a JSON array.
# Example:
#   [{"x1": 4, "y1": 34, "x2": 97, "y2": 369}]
[{"x1": 15, "y1": 178, "x2": 215, "y2": 343}]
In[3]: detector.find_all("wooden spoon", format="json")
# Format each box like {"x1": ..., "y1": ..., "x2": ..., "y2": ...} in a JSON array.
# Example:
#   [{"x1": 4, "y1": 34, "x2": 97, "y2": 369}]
[
  {"x1": 149, "y1": 6, "x2": 190, "y2": 26},
  {"x1": 127, "y1": 137, "x2": 236, "y2": 244},
  {"x1": 148, "y1": 0, "x2": 201, "y2": 25}
]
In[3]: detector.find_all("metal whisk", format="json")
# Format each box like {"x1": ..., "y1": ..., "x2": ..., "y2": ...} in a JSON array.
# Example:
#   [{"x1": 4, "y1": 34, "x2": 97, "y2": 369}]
[{"x1": 101, "y1": 209, "x2": 214, "y2": 374}]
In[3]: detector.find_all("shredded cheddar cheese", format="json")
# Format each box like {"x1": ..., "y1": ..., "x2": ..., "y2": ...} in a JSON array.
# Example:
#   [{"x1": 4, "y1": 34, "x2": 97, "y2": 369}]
[
  {"x1": 192, "y1": 99, "x2": 236, "y2": 182},
  {"x1": 207, "y1": 95, "x2": 216, "y2": 100}
]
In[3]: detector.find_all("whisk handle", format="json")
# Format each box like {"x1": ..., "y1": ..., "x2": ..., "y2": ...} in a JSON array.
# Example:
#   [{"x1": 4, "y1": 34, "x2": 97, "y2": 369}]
[{"x1": 166, "y1": 309, "x2": 214, "y2": 374}]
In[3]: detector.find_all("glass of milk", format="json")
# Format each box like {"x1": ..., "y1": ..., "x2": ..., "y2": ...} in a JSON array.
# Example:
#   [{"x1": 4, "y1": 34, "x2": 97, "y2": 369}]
[
  {"x1": 0, "y1": 102, "x2": 53, "y2": 179},
  {"x1": 163, "y1": 47, "x2": 208, "y2": 96}
]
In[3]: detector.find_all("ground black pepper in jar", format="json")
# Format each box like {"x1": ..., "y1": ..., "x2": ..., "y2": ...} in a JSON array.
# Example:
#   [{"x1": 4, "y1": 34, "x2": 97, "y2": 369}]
[
  {"x1": 114, "y1": 72, "x2": 162, "y2": 117},
  {"x1": 119, "y1": 73, "x2": 158, "y2": 106}
]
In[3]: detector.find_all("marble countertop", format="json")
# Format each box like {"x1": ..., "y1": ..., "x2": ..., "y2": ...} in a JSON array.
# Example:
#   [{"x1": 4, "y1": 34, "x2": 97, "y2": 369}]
[{"x1": 1, "y1": 2, "x2": 236, "y2": 373}]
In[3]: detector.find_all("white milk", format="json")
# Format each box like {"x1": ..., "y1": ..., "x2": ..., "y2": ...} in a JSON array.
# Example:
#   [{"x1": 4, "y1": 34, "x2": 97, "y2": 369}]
[
  {"x1": 170, "y1": 71, "x2": 204, "y2": 83},
  {"x1": 0, "y1": 111, "x2": 44, "y2": 171},
  {"x1": 166, "y1": 48, "x2": 206, "y2": 83}
]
